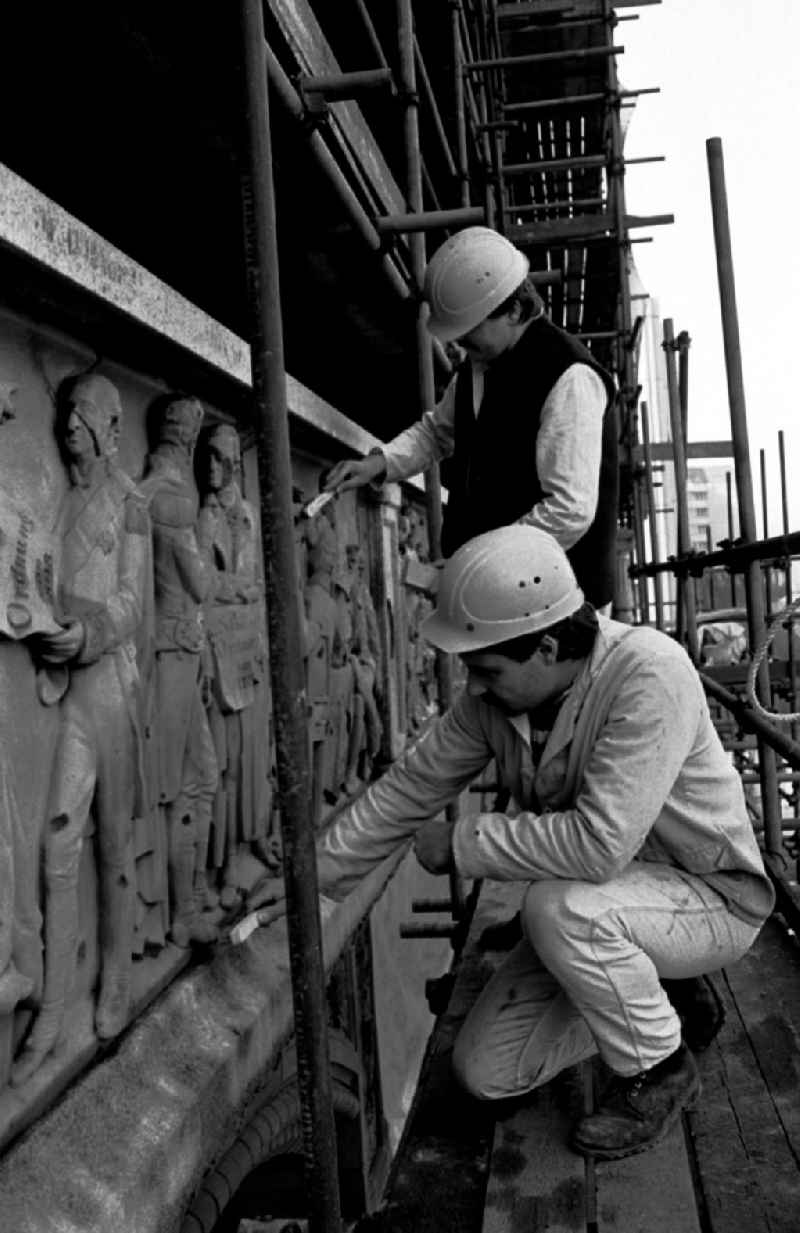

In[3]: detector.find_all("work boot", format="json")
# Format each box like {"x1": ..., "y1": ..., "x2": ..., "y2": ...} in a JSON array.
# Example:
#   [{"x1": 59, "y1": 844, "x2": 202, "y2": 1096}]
[
  {"x1": 662, "y1": 975, "x2": 725, "y2": 1052},
  {"x1": 570, "y1": 1043, "x2": 700, "y2": 1160}
]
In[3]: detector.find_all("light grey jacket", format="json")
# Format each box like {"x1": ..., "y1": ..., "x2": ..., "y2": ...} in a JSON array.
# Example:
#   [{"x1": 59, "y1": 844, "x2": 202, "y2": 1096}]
[{"x1": 317, "y1": 618, "x2": 774, "y2": 927}]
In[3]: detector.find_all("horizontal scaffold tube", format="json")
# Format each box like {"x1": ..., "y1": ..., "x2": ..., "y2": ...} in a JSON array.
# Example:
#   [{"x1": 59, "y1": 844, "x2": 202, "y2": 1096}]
[
  {"x1": 700, "y1": 673, "x2": 800, "y2": 769},
  {"x1": 298, "y1": 68, "x2": 393, "y2": 98},
  {"x1": 630, "y1": 530, "x2": 800, "y2": 578},
  {"x1": 464, "y1": 44, "x2": 624, "y2": 71},
  {"x1": 377, "y1": 205, "x2": 485, "y2": 233}
]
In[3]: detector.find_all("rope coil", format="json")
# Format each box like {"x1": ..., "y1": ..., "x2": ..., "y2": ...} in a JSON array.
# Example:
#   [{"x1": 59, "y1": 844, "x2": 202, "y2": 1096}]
[{"x1": 745, "y1": 597, "x2": 800, "y2": 723}]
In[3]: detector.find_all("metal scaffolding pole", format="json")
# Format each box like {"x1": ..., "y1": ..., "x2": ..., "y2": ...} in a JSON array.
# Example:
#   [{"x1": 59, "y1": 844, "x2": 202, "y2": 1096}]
[
  {"x1": 640, "y1": 400, "x2": 665, "y2": 628},
  {"x1": 677, "y1": 329, "x2": 691, "y2": 448},
  {"x1": 760, "y1": 448, "x2": 773, "y2": 620},
  {"x1": 633, "y1": 529, "x2": 800, "y2": 578},
  {"x1": 663, "y1": 318, "x2": 699, "y2": 662},
  {"x1": 706, "y1": 135, "x2": 782, "y2": 854},
  {"x1": 458, "y1": 3, "x2": 495, "y2": 223},
  {"x1": 464, "y1": 43, "x2": 625, "y2": 71},
  {"x1": 604, "y1": 4, "x2": 635, "y2": 615},
  {"x1": 726, "y1": 471, "x2": 738, "y2": 606},
  {"x1": 238, "y1": 3, "x2": 342, "y2": 1229},
  {"x1": 397, "y1": 0, "x2": 441, "y2": 556},
  {"x1": 631, "y1": 421, "x2": 650, "y2": 624},
  {"x1": 397, "y1": 0, "x2": 462, "y2": 923},
  {"x1": 779, "y1": 429, "x2": 799, "y2": 730},
  {"x1": 453, "y1": 2, "x2": 471, "y2": 208},
  {"x1": 706, "y1": 526, "x2": 716, "y2": 609}
]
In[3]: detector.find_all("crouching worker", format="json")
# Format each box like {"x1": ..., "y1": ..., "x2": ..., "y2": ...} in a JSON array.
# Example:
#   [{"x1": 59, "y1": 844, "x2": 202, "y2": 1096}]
[{"x1": 247, "y1": 525, "x2": 774, "y2": 1160}]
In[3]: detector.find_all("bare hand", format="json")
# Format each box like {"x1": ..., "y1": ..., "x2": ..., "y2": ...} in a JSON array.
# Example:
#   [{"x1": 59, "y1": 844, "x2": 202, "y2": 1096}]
[
  {"x1": 33, "y1": 620, "x2": 85, "y2": 665},
  {"x1": 245, "y1": 877, "x2": 287, "y2": 928},
  {"x1": 414, "y1": 818, "x2": 454, "y2": 875},
  {"x1": 323, "y1": 455, "x2": 386, "y2": 493}
]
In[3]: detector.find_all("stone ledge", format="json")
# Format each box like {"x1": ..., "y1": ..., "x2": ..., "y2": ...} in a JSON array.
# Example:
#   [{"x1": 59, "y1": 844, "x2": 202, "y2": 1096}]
[
  {"x1": 0, "y1": 849, "x2": 408, "y2": 1233},
  {"x1": 0, "y1": 162, "x2": 387, "y2": 469}
]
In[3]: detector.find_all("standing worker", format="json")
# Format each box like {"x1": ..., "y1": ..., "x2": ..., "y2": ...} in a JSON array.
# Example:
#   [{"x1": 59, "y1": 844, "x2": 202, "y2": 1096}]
[
  {"x1": 324, "y1": 226, "x2": 618, "y2": 609},
  {"x1": 244, "y1": 526, "x2": 773, "y2": 1158}
]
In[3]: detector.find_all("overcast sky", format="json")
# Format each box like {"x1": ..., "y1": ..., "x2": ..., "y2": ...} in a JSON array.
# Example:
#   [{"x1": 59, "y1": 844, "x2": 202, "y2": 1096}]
[{"x1": 619, "y1": 0, "x2": 800, "y2": 534}]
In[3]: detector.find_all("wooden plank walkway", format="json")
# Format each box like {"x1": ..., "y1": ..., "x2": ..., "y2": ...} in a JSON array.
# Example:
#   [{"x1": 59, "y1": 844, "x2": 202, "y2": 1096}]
[{"x1": 356, "y1": 883, "x2": 800, "y2": 1233}]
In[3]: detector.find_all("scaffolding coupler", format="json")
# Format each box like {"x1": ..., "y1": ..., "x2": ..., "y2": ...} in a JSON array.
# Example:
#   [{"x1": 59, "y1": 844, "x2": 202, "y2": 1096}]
[{"x1": 376, "y1": 205, "x2": 485, "y2": 234}]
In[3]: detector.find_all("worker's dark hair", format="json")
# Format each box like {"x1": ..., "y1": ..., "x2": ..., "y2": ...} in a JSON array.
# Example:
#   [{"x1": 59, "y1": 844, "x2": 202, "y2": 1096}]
[
  {"x1": 488, "y1": 275, "x2": 544, "y2": 323},
  {"x1": 491, "y1": 601, "x2": 599, "y2": 663}
]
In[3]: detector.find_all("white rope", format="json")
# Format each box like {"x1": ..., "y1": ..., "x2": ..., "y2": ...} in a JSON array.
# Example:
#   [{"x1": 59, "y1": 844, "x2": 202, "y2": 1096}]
[{"x1": 745, "y1": 596, "x2": 800, "y2": 723}]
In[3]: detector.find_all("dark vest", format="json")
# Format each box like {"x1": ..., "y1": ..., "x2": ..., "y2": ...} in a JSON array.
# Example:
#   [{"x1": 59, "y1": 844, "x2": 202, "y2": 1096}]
[{"x1": 440, "y1": 315, "x2": 619, "y2": 608}]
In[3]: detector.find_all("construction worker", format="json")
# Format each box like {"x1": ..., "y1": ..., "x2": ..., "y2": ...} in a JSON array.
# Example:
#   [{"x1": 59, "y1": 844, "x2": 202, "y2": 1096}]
[
  {"x1": 247, "y1": 525, "x2": 774, "y2": 1159},
  {"x1": 323, "y1": 226, "x2": 618, "y2": 608}
]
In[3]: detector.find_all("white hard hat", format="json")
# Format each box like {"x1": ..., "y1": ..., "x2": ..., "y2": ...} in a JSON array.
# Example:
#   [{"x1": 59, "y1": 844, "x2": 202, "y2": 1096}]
[
  {"x1": 421, "y1": 525, "x2": 584, "y2": 655},
  {"x1": 424, "y1": 227, "x2": 530, "y2": 342}
]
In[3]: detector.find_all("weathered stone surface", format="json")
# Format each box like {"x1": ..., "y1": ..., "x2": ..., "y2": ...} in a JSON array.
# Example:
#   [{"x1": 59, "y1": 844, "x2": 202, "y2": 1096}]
[{"x1": 0, "y1": 852, "x2": 407, "y2": 1233}]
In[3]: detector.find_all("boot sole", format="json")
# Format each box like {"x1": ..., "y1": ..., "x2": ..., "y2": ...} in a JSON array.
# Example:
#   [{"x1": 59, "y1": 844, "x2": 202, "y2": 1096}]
[{"x1": 570, "y1": 1074, "x2": 702, "y2": 1161}]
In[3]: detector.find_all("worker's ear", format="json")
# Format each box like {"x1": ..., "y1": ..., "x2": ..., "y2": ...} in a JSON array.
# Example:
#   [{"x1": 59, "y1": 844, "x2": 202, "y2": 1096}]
[
  {"x1": 536, "y1": 634, "x2": 559, "y2": 664},
  {"x1": 507, "y1": 298, "x2": 523, "y2": 325}
]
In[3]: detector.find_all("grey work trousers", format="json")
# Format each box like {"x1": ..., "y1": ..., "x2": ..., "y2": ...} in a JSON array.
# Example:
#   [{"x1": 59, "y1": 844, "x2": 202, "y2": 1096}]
[{"x1": 452, "y1": 861, "x2": 760, "y2": 1097}]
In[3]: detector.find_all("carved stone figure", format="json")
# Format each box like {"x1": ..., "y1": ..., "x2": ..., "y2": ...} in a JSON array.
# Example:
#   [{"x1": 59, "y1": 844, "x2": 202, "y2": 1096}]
[
  {"x1": 139, "y1": 396, "x2": 219, "y2": 948},
  {"x1": 304, "y1": 514, "x2": 346, "y2": 817},
  {"x1": 398, "y1": 505, "x2": 438, "y2": 734},
  {"x1": 343, "y1": 543, "x2": 383, "y2": 781},
  {"x1": 0, "y1": 754, "x2": 35, "y2": 1017},
  {"x1": 11, "y1": 373, "x2": 150, "y2": 1085},
  {"x1": 197, "y1": 423, "x2": 272, "y2": 906},
  {"x1": 398, "y1": 501, "x2": 428, "y2": 564}
]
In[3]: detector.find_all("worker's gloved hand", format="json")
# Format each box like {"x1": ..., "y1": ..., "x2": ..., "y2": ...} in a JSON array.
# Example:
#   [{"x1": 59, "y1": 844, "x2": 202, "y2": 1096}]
[
  {"x1": 414, "y1": 818, "x2": 454, "y2": 875},
  {"x1": 323, "y1": 453, "x2": 386, "y2": 492}
]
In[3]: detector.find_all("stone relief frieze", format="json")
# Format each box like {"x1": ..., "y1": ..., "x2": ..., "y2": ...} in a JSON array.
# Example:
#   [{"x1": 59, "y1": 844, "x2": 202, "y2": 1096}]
[{"x1": 0, "y1": 354, "x2": 403, "y2": 1111}]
